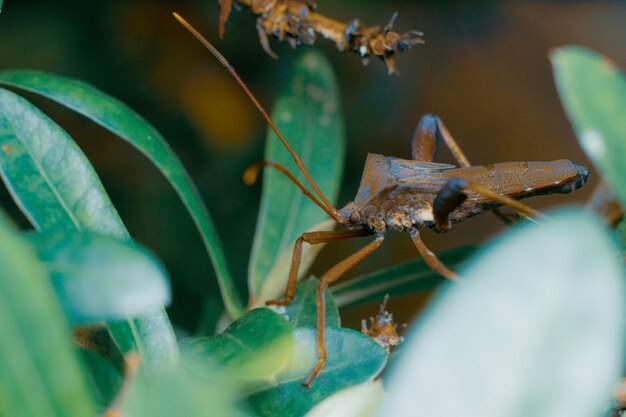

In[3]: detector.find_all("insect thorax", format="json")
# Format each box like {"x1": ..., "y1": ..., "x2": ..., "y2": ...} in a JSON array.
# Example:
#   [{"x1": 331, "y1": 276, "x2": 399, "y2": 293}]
[{"x1": 360, "y1": 191, "x2": 436, "y2": 232}]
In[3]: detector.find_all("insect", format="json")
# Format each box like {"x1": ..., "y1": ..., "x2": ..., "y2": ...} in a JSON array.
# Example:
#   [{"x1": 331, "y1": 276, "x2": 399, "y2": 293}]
[{"x1": 173, "y1": 12, "x2": 590, "y2": 386}]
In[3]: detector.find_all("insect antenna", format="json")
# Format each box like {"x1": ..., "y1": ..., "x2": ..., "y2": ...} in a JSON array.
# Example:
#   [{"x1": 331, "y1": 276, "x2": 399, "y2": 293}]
[
  {"x1": 244, "y1": 160, "x2": 339, "y2": 220},
  {"x1": 173, "y1": 12, "x2": 342, "y2": 223}
]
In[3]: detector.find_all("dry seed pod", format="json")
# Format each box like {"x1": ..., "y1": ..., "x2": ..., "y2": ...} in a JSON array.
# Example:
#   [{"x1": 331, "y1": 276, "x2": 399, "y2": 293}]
[
  {"x1": 218, "y1": 0, "x2": 423, "y2": 75},
  {"x1": 361, "y1": 295, "x2": 403, "y2": 352}
]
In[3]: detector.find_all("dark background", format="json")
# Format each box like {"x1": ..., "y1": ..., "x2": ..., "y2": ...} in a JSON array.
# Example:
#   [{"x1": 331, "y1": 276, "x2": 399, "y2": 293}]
[{"x1": 1, "y1": 0, "x2": 624, "y2": 332}]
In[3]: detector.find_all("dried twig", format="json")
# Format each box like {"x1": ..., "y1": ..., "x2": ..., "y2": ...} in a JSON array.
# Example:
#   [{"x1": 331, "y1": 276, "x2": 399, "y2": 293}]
[
  {"x1": 361, "y1": 295, "x2": 403, "y2": 352},
  {"x1": 219, "y1": 0, "x2": 424, "y2": 75}
]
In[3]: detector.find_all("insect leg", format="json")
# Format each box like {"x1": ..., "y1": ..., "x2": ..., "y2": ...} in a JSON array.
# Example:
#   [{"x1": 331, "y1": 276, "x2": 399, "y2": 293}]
[
  {"x1": 408, "y1": 226, "x2": 458, "y2": 281},
  {"x1": 425, "y1": 115, "x2": 524, "y2": 224},
  {"x1": 432, "y1": 116, "x2": 471, "y2": 167},
  {"x1": 102, "y1": 352, "x2": 140, "y2": 417},
  {"x1": 435, "y1": 177, "x2": 542, "y2": 220},
  {"x1": 463, "y1": 182, "x2": 543, "y2": 219},
  {"x1": 266, "y1": 229, "x2": 373, "y2": 306},
  {"x1": 411, "y1": 114, "x2": 439, "y2": 162},
  {"x1": 586, "y1": 181, "x2": 624, "y2": 227},
  {"x1": 304, "y1": 235, "x2": 385, "y2": 387},
  {"x1": 433, "y1": 177, "x2": 467, "y2": 233},
  {"x1": 411, "y1": 114, "x2": 471, "y2": 167}
]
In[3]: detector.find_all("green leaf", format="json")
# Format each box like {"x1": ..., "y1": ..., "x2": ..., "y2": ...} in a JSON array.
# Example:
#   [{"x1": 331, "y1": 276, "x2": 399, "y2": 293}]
[
  {"x1": 29, "y1": 232, "x2": 170, "y2": 325},
  {"x1": 551, "y1": 47, "x2": 626, "y2": 206},
  {"x1": 253, "y1": 219, "x2": 337, "y2": 306},
  {"x1": 0, "y1": 86, "x2": 177, "y2": 372},
  {"x1": 0, "y1": 215, "x2": 95, "y2": 417},
  {"x1": 79, "y1": 349, "x2": 123, "y2": 411},
  {"x1": 245, "y1": 328, "x2": 387, "y2": 417},
  {"x1": 378, "y1": 210, "x2": 625, "y2": 417},
  {"x1": 0, "y1": 69, "x2": 244, "y2": 319},
  {"x1": 0, "y1": 87, "x2": 126, "y2": 238},
  {"x1": 332, "y1": 246, "x2": 476, "y2": 308},
  {"x1": 123, "y1": 366, "x2": 245, "y2": 417},
  {"x1": 248, "y1": 51, "x2": 345, "y2": 301},
  {"x1": 304, "y1": 381, "x2": 384, "y2": 417},
  {"x1": 183, "y1": 308, "x2": 294, "y2": 383},
  {"x1": 281, "y1": 277, "x2": 340, "y2": 328}
]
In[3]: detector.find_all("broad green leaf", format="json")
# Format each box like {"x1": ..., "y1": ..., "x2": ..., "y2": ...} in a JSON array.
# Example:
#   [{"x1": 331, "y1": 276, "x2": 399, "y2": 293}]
[
  {"x1": 0, "y1": 87, "x2": 126, "y2": 237},
  {"x1": 245, "y1": 328, "x2": 387, "y2": 417},
  {"x1": 248, "y1": 51, "x2": 345, "y2": 300},
  {"x1": 332, "y1": 246, "x2": 476, "y2": 308},
  {"x1": 183, "y1": 308, "x2": 294, "y2": 383},
  {"x1": 0, "y1": 215, "x2": 95, "y2": 417},
  {"x1": 305, "y1": 381, "x2": 384, "y2": 417},
  {"x1": 0, "y1": 69, "x2": 244, "y2": 318},
  {"x1": 378, "y1": 210, "x2": 625, "y2": 417},
  {"x1": 551, "y1": 47, "x2": 626, "y2": 206},
  {"x1": 123, "y1": 366, "x2": 245, "y2": 417},
  {"x1": 280, "y1": 277, "x2": 340, "y2": 328},
  {"x1": 29, "y1": 232, "x2": 170, "y2": 325},
  {"x1": 0, "y1": 87, "x2": 177, "y2": 372},
  {"x1": 79, "y1": 349, "x2": 122, "y2": 411}
]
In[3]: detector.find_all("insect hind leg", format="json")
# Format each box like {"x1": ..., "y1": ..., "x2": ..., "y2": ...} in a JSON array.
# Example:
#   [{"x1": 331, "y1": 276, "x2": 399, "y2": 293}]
[{"x1": 411, "y1": 114, "x2": 470, "y2": 167}]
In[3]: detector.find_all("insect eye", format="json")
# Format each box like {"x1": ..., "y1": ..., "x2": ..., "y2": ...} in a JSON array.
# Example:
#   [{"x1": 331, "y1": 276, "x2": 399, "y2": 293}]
[{"x1": 349, "y1": 210, "x2": 361, "y2": 223}]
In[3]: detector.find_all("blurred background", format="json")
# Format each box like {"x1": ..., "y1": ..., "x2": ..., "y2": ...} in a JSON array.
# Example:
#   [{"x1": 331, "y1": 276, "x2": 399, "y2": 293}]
[{"x1": 1, "y1": 0, "x2": 624, "y2": 333}]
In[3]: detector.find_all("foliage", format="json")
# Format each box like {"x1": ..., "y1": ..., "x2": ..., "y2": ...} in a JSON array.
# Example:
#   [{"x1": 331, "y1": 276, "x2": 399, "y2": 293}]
[
  {"x1": 0, "y1": 8, "x2": 625, "y2": 417},
  {"x1": 552, "y1": 47, "x2": 626, "y2": 208},
  {"x1": 248, "y1": 51, "x2": 345, "y2": 304},
  {"x1": 378, "y1": 211, "x2": 624, "y2": 417}
]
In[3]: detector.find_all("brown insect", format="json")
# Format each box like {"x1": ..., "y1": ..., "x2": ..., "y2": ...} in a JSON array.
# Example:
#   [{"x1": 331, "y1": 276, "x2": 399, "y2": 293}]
[{"x1": 173, "y1": 13, "x2": 590, "y2": 386}]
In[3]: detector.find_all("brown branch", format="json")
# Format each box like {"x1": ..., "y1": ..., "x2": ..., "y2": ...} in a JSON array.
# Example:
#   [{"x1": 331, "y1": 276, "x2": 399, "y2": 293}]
[{"x1": 219, "y1": 0, "x2": 424, "y2": 75}]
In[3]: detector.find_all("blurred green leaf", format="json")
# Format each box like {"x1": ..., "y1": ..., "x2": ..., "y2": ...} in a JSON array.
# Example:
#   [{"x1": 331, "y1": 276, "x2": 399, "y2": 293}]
[
  {"x1": 0, "y1": 69, "x2": 244, "y2": 319},
  {"x1": 304, "y1": 381, "x2": 384, "y2": 417},
  {"x1": 0, "y1": 86, "x2": 177, "y2": 372},
  {"x1": 282, "y1": 277, "x2": 340, "y2": 328},
  {"x1": 332, "y1": 246, "x2": 476, "y2": 308},
  {"x1": 29, "y1": 232, "x2": 170, "y2": 325},
  {"x1": 0, "y1": 215, "x2": 95, "y2": 417},
  {"x1": 79, "y1": 349, "x2": 122, "y2": 412},
  {"x1": 183, "y1": 308, "x2": 294, "y2": 383},
  {"x1": 551, "y1": 47, "x2": 626, "y2": 206},
  {"x1": 245, "y1": 328, "x2": 387, "y2": 417},
  {"x1": 123, "y1": 366, "x2": 245, "y2": 417},
  {"x1": 378, "y1": 210, "x2": 625, "y2": 417},
  {"x1": 249, "y1": 51, "x2": 345, "y2": 302}
]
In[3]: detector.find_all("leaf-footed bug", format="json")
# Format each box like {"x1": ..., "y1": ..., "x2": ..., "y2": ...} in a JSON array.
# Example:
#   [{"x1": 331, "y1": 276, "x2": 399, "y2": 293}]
[{"x1": 173, "y1": 12, "x2": 590, "y2": 386}]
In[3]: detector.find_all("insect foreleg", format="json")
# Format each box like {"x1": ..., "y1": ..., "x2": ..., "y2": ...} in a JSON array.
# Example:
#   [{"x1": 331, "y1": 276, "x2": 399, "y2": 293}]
[
  {"x1": 265, "y1": 229, "x2": 372, "y2": 306},
  {"x1": 408, "y1": 226, "x2": 458, "y2": 281},
  {"x1": 304, "y1": 235, "x2": 385, "y2": 387},
  {"x1": 433, "y1": 178, "x2": 468, "y2": 232}
]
